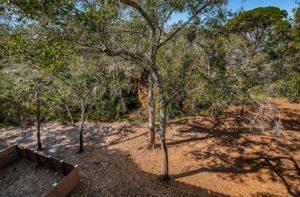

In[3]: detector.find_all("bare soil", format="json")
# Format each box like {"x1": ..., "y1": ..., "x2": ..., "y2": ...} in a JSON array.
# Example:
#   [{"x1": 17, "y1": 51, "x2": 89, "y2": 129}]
[
  {"x1": 0, "y1": 158, "x2": 63, "y2": 197},
  {"x1": 0, "y1": 99, "x2": 299, "y2": 197}
]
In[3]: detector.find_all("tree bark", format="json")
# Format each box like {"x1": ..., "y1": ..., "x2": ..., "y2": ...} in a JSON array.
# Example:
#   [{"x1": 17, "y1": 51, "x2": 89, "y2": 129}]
[
  {"x1": 36, "y1": 87, "x2": 43, "y2": 151},
  {"x1": 58, "y1": 109, "x2": 63, "y2": 124},
  {"x1": 78, "y1": 98, "x2": 85, "y2": 153},
  {"x1": 64, "y1": 103, "x2": 75, "y2": 126},
  {"x1": 240, "y1": 106, "x2": 244, "y2": 117},
  {"x1": 20, "y1": 113, "x2": 24, "y2": 131},
  {"x1": 147, "y1": 73, "x2": 156, "y2": 149},
  {"x1": 152, "y1": 71, "x2": 169, "y2": 180}
]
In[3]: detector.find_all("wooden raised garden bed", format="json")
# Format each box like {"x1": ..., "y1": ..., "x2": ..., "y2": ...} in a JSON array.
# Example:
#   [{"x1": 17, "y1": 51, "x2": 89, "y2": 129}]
[{"x1": 0, "y1": 145, "x2": 80, "y2": 197}]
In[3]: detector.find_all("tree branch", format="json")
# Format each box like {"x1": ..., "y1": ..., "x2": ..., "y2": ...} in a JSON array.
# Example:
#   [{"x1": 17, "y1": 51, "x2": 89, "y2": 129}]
[
  {"x1": 160, "y1": 8, "x2": 176, "y2": 30},
  {"x1": 119, "y1": 0, "x2": 155, "y2": 32},
  {"x1": 77, "y1": 41, "x2": 145, "y2": 62},
  {"x1": 158, "y1": 8, "x2": 176, "y2": 43},
  {"x1": 83, "y1": 77, "x2": 99, "y2": 98},
  {"x1": 52, "y1": 73, "x2": 82, "y2": 98},
  {"x1": 157, "y1": 1, "x2": 212, "y2": 49}
]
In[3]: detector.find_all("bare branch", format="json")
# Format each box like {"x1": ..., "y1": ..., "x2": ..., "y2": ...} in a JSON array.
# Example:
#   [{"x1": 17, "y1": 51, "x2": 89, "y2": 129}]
[{"x1": 157, "y1": 1, "x2": 212, "y2": 49}]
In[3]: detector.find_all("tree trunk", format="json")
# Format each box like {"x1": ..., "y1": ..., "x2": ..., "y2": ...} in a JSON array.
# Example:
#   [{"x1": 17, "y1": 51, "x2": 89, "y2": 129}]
[
  {"x1": 20, "y1": 113, "x2": 24, "y2": 131},
  {"x1": 78, "y1": 98, "x2": 85, "y2": 153},
  {"x1": 64, "y1": 103, "x2": 75, "y2": 126},
  {"x1": 58, "y1": 109, "x2": 63, "y2": 124},
  {"x1": 240, "y1": 106, "x2": 244, "y2": 117},
  {"x1": 36, "y1": 87, "x2": 43, "y2": 151},
  {"x1": 152, "y1": 71, "x2": 169, "y2": 180},
  {"x1": 147, "y1": 73, "x2": 156, "y2": 149}
]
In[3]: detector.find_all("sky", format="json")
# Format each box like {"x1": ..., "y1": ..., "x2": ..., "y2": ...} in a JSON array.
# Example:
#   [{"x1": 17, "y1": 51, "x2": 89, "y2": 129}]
[
  {"x1": 169, "y1": 0, "x2": 299, "y2": 24},
  {"x1": 228, "y1": 0, "x2": 298, "y2": 15}
]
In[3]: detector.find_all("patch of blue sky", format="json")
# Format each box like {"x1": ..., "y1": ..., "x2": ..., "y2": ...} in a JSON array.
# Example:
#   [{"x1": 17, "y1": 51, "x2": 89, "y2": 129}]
[{"x1": 168, "y1": 0, "x2": 299, "y2": 25}]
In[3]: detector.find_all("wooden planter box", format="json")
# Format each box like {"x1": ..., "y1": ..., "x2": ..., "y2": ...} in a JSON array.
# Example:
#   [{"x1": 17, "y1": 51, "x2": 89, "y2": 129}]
[{"x1": 0, "y1": 145, "x2": 80, "y2": 197}]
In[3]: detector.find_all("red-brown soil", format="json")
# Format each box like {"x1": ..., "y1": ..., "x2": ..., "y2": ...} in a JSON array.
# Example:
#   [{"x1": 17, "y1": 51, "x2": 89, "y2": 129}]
[{"x1": 0, "y1": 99, "x2": 299, "y2": 196}]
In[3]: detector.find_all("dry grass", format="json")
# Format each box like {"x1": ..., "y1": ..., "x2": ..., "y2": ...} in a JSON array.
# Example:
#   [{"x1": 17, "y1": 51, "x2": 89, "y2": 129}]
[{"x1": 0, "y1": 99, "x2": 299, "y2": 197}]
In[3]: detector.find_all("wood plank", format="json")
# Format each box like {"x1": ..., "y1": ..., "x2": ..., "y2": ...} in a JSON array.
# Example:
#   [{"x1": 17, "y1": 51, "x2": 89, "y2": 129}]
[
  {"x1": 52, "y1": 168, "x2": 80, "y2": 197},
  {"x1": 0, "y1": 154, "x2": 18, "y2": 167},
  {"x1": 1, "y1": 145, "x2": 80, "y2": 197},
  {"x1": 0, "y1": 153, "x2": 18, "y2": 161},
  {"x1": 0, "y1": 145, "x2": 17, "y2": 155},
  {"x1": 0, "y1": 151, "x2": 16, "y2": 158},
  {"x1": 0, "y1": 151, "x2": 17, "y2": 160},
  {"x1": 0, "y1": 147, "x2": 17, "y2": 158},
  {"x1": 16, "y1": 147, "x2": 27, "y2": 158},
  {"x1": 0, "y1": 158, "x2": 17, "y2": 166}
]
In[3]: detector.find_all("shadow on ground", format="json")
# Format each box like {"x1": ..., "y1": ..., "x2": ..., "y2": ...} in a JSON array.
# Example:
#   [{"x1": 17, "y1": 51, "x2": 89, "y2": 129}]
[
  {"x1": 68, "y1": 147, "x2": 229, "y2": 197},
  {"x1": 1, "y1": 107, "x2": 299, "y2": 197},
  {"x1": 168, "y1": 114, "x2": 300, "y2": 197},
  {"x1": 1, "y1": 123, "x2": 229, "y2": 196}
]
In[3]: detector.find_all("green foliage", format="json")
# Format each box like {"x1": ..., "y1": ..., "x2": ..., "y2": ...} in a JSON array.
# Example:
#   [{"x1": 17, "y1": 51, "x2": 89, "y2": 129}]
[
  {"x1": 276, "y1": 71, "x2": 300, "y2": 102},
  {"x1": 0, "y1": 2, "x2": 299, "y2": 127},
  {"x1": 292, "y1": 7, "x2": 300, "y2": 49},
  {"x1": 225, "y1": 7, "x2": 288, "y2": 33}
]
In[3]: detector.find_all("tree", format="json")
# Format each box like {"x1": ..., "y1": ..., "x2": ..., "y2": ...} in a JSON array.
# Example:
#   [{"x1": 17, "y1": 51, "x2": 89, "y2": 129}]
[
  {"x1": 0, "y1": 23, "x2": 62, "y2": 150},
  {"x1": 18, "y1": 0, "x2": 227, "y2": 178},
  {"x1": 293, "y1": 7, "x2": 300, "y2": 49},
  {"x1": 97, "y1": 0, "x2": 227, "y2": 179},
  {"x1": 0, "y1": 63, "x2": 51, "y2": 150},
  {"x1": 5, "y1": 0, "x2": 298, "y2": 180},
  {"x1": 1, "y1": 1, "x2": 132, "y2": 152},
  {"x1": 278, "y1": 6, "x2": 300, "y2": 102},
  {"x1": 223, "y1": 7, "x2": 295, "y2": 104},
  {"x1": 51, "y1": 55, "x2": 103, "y2": 153}
]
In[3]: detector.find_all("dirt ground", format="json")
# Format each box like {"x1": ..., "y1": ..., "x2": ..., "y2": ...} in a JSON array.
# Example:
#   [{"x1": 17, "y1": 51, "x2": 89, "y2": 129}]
[
  {"x1": 0, "y1": 158, "x2": 63, "y2": 197},
  {"x1": 0, "y1": 99, "x2": 299, "y2": 197}
]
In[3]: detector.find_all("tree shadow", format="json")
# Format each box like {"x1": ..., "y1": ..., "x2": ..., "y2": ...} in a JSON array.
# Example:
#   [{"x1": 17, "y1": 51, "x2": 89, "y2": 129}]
[
  {"x1": 0, "y1": 121, "x2": 230, "y2": 196},
  {"x1": 1, "y1": 114, "x2": 299, "y2": 196},
  {"x1": 66, "y1": 147, "x2": 230, "y2": 197},
  {"x1": 268, "y1": 103, "x2": 300, "y2": 133},
  {"x1": 168, "y1": 115, "x2": 300, "y2": 197},
  {"x1": 1, "y1": 122, "x2": 139, "y2": 152}
]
